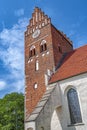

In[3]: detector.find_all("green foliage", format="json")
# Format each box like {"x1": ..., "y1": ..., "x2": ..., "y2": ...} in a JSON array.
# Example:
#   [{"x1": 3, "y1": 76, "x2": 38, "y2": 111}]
[{"x1": 0, "y1": 92, "x2": 24, "y2": 130}]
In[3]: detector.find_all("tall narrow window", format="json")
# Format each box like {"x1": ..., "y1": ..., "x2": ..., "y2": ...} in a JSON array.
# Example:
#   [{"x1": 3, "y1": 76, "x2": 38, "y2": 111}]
[
  {"x1": 40, "y1": 40, "x2": 47, "y2": 52},
  {"x1": 67, "y1": 88, "x2": 82, "y2": 124},
  {"x1": 35, "y1": 60, "x2": 39, "y2": 71},
  {"x1": 29, "y1": 45, "x2": 36, "y2": 57}
]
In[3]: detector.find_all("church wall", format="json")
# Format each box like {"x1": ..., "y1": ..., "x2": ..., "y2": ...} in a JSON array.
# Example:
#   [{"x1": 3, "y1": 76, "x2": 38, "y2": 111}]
[
  {"x1": 26, "y1": 73, "x2": 87, "y2": 130},
  {"x1": 57, "y1": 73, "x2": 87, "y2": 130},
  {"x1": 25, "y1": 121, "x2": 36, "y2": 130},
  {"x1": 24, "y1": 7, "x2": 87, "y2": 130},
  {"x1": 25, "y1": 7, "x2": 74, "y2": 119},
  {"x1": 35, "y1": 85, "x2": 62, "y2": 130}
]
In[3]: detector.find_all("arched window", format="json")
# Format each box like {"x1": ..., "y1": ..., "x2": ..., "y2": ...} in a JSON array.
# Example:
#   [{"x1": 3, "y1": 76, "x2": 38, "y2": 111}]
[
  {"x1": 29, "y1": 45, "x2": 36, "y2": 57},
  {"x1": 40, "y1": 40, "x2": 47, "y2": 52},
  {"x1": 35, "y1": 60, "x2": 39, "y2": 71},
  {"x1": 67, "y1": 88, "x2": 82, "y2": 124}
]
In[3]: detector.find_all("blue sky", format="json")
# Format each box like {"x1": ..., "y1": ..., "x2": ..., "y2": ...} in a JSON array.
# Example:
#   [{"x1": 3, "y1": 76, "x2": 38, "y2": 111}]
[{"x1": 0, "y1": 0, "x2": 87, "y2": 98}]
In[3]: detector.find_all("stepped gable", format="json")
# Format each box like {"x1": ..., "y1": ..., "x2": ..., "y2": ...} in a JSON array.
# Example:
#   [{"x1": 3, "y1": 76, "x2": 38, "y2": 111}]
[
  {"x1": 25, "y1": 7, "x2": 51, "y2": 36},
  {"x1": 25, "y1": 7, "x2": 72, "y2": 46},
  {"x1": 49, "y1": 44, "x2": 87, "y2": 83}
]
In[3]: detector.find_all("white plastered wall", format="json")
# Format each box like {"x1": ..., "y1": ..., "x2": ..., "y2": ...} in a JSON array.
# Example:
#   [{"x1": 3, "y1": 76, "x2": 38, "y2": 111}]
[
  {"x1": 56, "y1": 73, "x2": 87, "y2": 130},
  {"x1": 25, "y1": 73, "x2": 87, "y2": 130},
  {"x1": 25, "y1": 122, "x2": 36, "y2": 130}
]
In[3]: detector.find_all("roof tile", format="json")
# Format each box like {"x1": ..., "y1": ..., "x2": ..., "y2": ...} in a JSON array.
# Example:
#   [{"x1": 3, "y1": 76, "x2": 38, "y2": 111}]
[{"x1": 49, "y1": 44, "x2": 87, "y2": 83}]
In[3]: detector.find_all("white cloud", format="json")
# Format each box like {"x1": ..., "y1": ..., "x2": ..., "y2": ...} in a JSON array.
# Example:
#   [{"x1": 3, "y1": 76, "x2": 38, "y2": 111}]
[
  {"x1": 0, "y1": 17, "x2": 28, "y2": 93},
  {"x1": 14, "y1": 9, "x2": 24, "y2": 17},
  {"x1": 0, "y1": 80, "x2": 6, "y2": 91}
]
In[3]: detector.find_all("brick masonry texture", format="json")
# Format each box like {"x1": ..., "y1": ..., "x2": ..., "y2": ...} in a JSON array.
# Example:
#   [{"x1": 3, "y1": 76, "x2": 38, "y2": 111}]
[{"x1": 25, "y1": 7, "x2": 73, "y2": 119}]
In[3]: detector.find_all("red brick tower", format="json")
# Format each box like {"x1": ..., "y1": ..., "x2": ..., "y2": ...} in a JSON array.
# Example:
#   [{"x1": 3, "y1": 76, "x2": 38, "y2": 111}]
[{"x1": 25, "y1": 7, "x2": 73, "y2": 119}]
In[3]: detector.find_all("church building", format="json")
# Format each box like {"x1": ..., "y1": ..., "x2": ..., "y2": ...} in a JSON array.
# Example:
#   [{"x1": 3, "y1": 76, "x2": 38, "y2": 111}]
[{"x1": 24, "y1": 7, "x2": 87, "y2": 130}]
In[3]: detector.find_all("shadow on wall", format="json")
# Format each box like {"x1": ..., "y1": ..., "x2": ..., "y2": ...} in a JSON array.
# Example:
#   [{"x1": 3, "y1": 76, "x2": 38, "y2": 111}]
[
  {"x1": 51, "y1": 106, "x2": 76, "y2": 130},
  {"x1": 27, "y1": 128, "x2": 33, "y2": 130}
]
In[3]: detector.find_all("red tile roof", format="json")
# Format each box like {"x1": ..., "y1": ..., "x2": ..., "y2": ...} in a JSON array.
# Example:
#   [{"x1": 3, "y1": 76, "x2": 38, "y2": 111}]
[{"x1": 49, "y1": 44, "x2": 87, "y2": 83}]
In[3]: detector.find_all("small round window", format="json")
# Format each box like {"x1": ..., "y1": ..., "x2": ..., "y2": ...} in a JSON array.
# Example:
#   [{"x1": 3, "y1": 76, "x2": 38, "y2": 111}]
[{"x1": 34, "y1": 83, "x2": 38, "y2": 89}]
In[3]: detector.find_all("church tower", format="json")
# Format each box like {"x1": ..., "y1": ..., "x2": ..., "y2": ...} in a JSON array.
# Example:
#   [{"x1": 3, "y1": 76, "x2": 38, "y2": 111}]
[{"x1": 25, "y1": 7, "x2": 73, "y2": 121}]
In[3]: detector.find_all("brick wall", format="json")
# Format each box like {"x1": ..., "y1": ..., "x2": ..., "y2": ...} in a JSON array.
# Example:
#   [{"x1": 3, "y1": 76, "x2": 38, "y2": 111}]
[
  {"x1": 51, "y1": 24, "x2": 73, "y2": 67},
  {"x1": 25, "y1": 7, "x2": 56, "y2": 118},
  {"x1": 25, "y1": 7, "x2": 73, "y2": 119}
]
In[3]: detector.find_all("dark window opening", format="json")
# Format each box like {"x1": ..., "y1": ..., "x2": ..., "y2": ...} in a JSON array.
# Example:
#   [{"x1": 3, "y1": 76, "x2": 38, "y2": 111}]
[
  {"x1": 40, "y1": 45, "x2": 43, "y2": 52},
  {"x1": 58, "y1": 46, "x2": 62, "y2": 53},
  {"x1": 40, "y1": 43, "x2": 47, "y2": 52},
  {"x1": 44, "y1": 43, "x2": 47, "y2": 50},
  {"x1": 30, "y1": 48, "x2": 36, "y2": 57}
]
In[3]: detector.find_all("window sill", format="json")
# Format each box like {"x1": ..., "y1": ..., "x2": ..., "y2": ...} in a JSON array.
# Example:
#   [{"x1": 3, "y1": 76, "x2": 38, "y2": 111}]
[
  {"x1": 40, "y1": 50, "x2": 47, "y2": 53},
  {"x1": 68, "y1": 123, "x2": 84, "y2": 127},
  {"x1": 29, "y1": 55, "x2": 36, "y2": 59}
]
